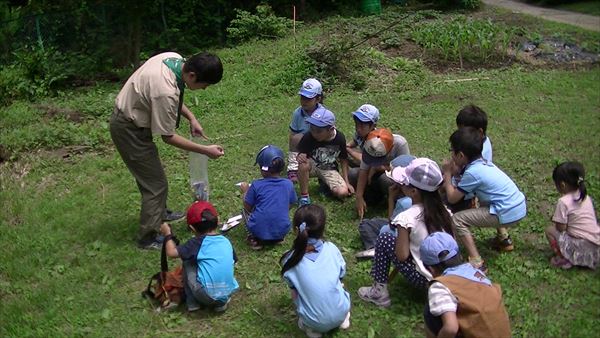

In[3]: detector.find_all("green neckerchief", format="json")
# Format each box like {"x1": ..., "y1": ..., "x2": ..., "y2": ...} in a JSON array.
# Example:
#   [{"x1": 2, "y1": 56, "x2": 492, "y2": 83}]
[{"x1": 162, "y1": 57, "x2": 185, "y2": 129}]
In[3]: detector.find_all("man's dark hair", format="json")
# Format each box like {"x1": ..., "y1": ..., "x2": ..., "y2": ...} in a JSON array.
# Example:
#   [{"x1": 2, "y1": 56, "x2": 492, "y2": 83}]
[
  {"x1": 190, "y1": 210, "x2": 218, "y2": 233},
  {"x1": 184, "y1": 52, "x2": 223, "y2": 84},
  {"x1": 449, "y1": 127, "x2": 483, "y2": 162},
  {"x1": 456, "y1": 104, "x2": 488, "y2": 134}
]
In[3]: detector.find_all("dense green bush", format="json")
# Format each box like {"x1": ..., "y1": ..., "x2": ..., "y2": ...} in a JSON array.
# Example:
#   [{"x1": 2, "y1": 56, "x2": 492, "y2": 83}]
[
  {"x1": 226, "y1": 4, "x2": 296, "y2": 43},
  {"x1": 412, "y1": 16, "x2": 514, "y2": 65}
]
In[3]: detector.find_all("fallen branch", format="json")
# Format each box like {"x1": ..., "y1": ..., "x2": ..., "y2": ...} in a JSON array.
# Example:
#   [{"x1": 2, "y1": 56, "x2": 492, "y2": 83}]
[{"x1": 443, "y1": 77, "x2": 490, "y2": 83}]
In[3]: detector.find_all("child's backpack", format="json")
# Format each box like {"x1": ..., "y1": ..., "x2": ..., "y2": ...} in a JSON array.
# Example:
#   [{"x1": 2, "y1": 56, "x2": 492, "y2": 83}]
[{"x1": 142, "y1": 237, "x2": 185, "y2": 309}]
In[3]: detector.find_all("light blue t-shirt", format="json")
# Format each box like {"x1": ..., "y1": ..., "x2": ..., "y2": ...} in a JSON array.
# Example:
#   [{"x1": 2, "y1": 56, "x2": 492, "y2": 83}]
[
  {"x1": 195, "y1": 235, "x2": 239, "y2": 302},
  {"x1": 245, "y1": 177, "x2": 297, "y2": 240},
  {"x1": 482, "y1": 136, "x2": 493, "y2": 163},
  {"x1": 458, "y1": 158, "x2": 526, "y2": 224},
  {"x1": 283, "y1": 242, "x2": 351, "y2": 332},
  {"x1": 289, "y1": 103, "x2": 323, "y2": 134}
]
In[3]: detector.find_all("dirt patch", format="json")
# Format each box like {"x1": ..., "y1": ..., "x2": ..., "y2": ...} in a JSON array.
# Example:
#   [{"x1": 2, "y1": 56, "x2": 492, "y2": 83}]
[
  {"x1": 0, "y1": 144, "x2": 10, "y2": 163},
  {"x1": 36, "y1": 104, "x2": 85, "y2": 123},
  {"x1": 37, "y1": 146, "x2": 94, "y2": 160}
]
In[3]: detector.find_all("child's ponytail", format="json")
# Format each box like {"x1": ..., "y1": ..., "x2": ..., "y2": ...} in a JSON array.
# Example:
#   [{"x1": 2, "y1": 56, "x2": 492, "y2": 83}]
[
  {"x1": 281, "y1": 205, "x2": 326, "y2": 275},
  {"x1": 421, "y1": 189, "x2": 454, "y2": 236},
  {"x1": 553, "y1": 161, "x2": 587, "y2": 202}
]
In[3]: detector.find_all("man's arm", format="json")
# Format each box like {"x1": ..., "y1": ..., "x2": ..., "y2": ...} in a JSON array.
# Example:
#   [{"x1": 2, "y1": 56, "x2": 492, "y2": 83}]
[
  {"x1": 161, "y1": 134, "x2": 224, "y2": 158},
  {"x1": 181, "y1": 104, "x2": 207, "y2": 139}
]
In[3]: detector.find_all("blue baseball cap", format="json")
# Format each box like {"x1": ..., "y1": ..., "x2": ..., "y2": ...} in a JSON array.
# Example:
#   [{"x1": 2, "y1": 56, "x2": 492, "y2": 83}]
[
  {"x1": 390, "y1": 154, "x2": 416, "y2": 169},
  {"x1": 255, "y1": 145, "x2": 284, "y2": 172},
  {"x1": 420, "y1": 232, "x2": 459, "y2": 266},
  {"x1": 298, "y1": 78, "x2": 322, "y2": 99},
  {"x1": 306, "y1": 107, "x2": 336, "y2": 127},
  {"x1": 353, "y1": 104, "x2": 380, "y2": 123}
]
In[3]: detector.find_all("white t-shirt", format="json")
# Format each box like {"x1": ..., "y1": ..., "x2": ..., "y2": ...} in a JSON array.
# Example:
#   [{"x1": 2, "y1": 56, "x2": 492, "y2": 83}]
[{"x1": 391, "y1": 204, "x2": 432, "y2": 280}]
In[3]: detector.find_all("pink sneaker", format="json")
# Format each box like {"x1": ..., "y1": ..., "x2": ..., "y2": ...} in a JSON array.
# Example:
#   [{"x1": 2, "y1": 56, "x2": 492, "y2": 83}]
[
  {"x1": 550, "y1": 256, "x2": 573, "y2": 269},
  {"x1": 287, "y1": 170, "x2": 298, "y2": 183}
]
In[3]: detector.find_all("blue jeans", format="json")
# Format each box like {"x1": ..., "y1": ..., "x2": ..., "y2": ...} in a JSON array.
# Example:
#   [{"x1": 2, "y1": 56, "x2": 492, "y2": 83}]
[{"x1": 183, "y1": 260, "x2": 226, "y2": 310}]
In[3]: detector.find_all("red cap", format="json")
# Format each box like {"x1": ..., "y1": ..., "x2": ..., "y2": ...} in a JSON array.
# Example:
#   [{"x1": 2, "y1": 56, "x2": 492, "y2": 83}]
[{"x1": 186, "y1": 201, "x2": 218, "y2": 225}]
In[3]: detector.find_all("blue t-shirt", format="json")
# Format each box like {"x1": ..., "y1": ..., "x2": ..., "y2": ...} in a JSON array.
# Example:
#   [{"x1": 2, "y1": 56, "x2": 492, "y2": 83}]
[
  {"x1": 283, "y1": 242, "x2": 351, "y2": 332},
  {"x1": 482, "y1": 136, "x2": 493, "y2": 163},
  {"x1": 289, "y1": 103, "x2": 323, "y2": 134},
  {"x1": 177, "y1": 235, "x2": 239, "y2": 302},
  {"x1": 245, "y1": 177, "x2": 297, "y2": 240},
  {"x1": 457, "y1": 158, "x2": 526, "y2": 224}
]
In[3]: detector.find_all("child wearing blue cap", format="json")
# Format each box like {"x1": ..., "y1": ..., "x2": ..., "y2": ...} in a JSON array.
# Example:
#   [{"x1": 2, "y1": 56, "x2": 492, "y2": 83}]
[
  {"x1": 296, "y1": 107, "x2": 354, "y2": 205},
  {"x1": 240, "y1": 145, "x2": 298, "y2": 250},
  {"x1": 287, "y1": 78, "x2": 325, "y2": 183},
  {"x1": 420, "y1": 232, "x2": 511, "y2": 338}
]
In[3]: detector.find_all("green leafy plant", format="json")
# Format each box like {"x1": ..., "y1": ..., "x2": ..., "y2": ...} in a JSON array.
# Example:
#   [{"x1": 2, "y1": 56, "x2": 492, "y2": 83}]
[
  {"x1": 412, "y1": 16, "x2": 515, "y2": 66},
  {"x1": 226, "y1": 4, "x2": 297, "y2": 44}
]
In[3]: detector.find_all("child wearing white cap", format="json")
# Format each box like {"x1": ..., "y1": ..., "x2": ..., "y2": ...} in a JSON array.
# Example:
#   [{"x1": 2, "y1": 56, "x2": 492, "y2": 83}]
[
  {"x1": 358, "y1": 158, "x2": 453, "y2": 308},
  {"x1": 287, "y1": 78, "x2": 324, "y2": 183},
  {"x1": 420, "y1": 232, "x2": 511, "y2": 338}
]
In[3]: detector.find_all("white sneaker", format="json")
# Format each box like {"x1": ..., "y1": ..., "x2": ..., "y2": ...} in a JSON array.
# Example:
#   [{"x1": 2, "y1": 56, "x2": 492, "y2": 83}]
[
  {"x1": 355, "y1": 248, "x2": 375, "y2": 259},
  {"x1": 214, "y1": 298, "x2": 230, "y2": 312},
  {"x1": 298, "y1": 318, "x2": 323, "y2": 338},
  {"x1": 339, "y1": 311, "x2": 351, "y2": 329},
  {"x1": 358, "y1": 282, "x2": 391, "y2": 308}
]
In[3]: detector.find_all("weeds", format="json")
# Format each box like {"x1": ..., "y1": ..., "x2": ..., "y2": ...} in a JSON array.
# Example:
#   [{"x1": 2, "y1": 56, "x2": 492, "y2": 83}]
[{"x1": 226, "y1": 4, "x2": 297, "y2": 44}]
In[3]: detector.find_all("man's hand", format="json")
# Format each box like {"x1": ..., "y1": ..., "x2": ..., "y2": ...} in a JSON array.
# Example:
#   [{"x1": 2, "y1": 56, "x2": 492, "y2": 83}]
[
  {"x1": 190, "y1": 118, "x2": 208, "y2": 140},
  {"x1": 203, "y1": 145, "x2": 225, "y2": 159}
]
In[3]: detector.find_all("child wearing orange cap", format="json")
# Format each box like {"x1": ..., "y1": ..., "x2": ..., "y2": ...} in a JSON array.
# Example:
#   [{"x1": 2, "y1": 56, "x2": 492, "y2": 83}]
[{"x1": 160, "y1": 201, "x2": 239, "y2": 312}]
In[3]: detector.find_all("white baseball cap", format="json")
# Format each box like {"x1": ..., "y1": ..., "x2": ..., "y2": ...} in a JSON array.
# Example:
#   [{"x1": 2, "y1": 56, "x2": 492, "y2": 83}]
[{"x1": 298, "y1": 78, "x2": 322, "y2": 99}]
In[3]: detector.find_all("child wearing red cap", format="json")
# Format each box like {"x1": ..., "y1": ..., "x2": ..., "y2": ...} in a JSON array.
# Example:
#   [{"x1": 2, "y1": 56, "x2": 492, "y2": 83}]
[{"x1": 160, "y1": 201, "x2": 239, "y2": 312}]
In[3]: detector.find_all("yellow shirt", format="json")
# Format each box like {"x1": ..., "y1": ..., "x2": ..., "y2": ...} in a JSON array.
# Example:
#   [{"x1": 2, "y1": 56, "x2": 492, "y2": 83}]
[{"x1": 115, "y1": 52, "x2": 181, "y2": 135}]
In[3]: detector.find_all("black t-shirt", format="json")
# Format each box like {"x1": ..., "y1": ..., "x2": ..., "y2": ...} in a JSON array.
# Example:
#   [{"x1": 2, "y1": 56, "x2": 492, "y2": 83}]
[{"x1": 297, "y1": 130, "x2": 348, "y2": 170}]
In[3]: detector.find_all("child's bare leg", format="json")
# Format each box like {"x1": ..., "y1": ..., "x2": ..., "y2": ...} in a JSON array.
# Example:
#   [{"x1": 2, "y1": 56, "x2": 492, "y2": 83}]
[
  {"x1": 459, "y1": 233, "x2": 481, "y2": 262},
  {"x1": 298, "y1": 161, "x2": 310, "y2": 195},
  {"x1": 545, "y1": 224, "x2": 562, "y2": 256}
]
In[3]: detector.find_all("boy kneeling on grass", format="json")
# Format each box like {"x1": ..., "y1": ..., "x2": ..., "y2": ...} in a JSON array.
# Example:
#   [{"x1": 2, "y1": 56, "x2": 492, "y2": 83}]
[
  {"x1": 420, "y1": 232, "x2": 511, "y2": 338},
  {"x1": 160, "y1": 201, "x2": 239, "y2": 312}
]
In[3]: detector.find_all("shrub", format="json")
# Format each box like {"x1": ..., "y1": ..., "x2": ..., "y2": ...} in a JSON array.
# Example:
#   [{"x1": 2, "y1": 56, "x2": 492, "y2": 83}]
[
  {"x1": 226, "y1": 4, "x2": 296, "y2": 44},
  {"x1": 412, "y1": 16, "x2": 514, "y2": 66}
]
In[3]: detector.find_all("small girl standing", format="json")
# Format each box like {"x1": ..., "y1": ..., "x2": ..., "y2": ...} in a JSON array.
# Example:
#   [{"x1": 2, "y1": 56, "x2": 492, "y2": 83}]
[
  {"x1": 281, "y1": 204, "x2": 351, "y2": 337},
  {"x1": 545, "y1": 161, "x2": 600, "y2": 269},
  {"x1": 358, "y1": 158, "x2": 454, "y2": 308},
  {"x1": 287, "y1": 78, "x2": 324, "y2": 182}
]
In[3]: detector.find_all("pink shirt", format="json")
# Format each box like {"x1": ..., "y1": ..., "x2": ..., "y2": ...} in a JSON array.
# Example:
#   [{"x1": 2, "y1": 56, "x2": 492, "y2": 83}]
[{"x1": 552, "y1": 192, "x2": 600, "y2": 245}]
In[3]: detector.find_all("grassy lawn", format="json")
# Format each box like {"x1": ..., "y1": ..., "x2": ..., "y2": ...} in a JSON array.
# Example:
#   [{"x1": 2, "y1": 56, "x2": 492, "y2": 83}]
[
  {"x1": 1, "y1": 6, "x2": 599, "y2": 338},
  {"x1": 554, "y1": 1, "x2": 600, "y2": 16}
]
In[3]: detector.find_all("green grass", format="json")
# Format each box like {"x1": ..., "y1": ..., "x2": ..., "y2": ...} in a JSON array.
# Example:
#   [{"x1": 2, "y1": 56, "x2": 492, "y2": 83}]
[{"x1": 1, "y1": 7, "x2": 600, "y2": 338}]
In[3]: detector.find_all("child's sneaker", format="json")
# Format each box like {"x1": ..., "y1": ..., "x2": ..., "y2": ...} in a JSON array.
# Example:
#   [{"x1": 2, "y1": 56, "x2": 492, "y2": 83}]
[
  {"x1": 550, "y1": 256, "x2": 573, "y2": 269},
  {"x1": 287, "y1": 170, "x2": 298, "y2": 183},
  {"x1": 214, "y1": 298, "x2": 230, "y2": 312},
  {"x1": 355, "y1": 248, "x2": 375, "y2": 260},
  {"x1": 357, "y1": 282, "x2": 391, "y2": 308},
  {"x1": 489, "y1": 235, "x2": 514, "y2": 252},
  {"x1": 246, "y1": 235, "x2": 263, "y2": 250},
  {"x1": 298, "y1": 318, "x2": 323, "y2": 338},
  {"x1": 299, "y1": 196, "x2": 311, "y2": 206},
  {"x1": 469, "y1": 257, "x2": 488, "y2": 274},
  {"x1": 339, "y1": 311, "x2": 351, "y2": 330}
]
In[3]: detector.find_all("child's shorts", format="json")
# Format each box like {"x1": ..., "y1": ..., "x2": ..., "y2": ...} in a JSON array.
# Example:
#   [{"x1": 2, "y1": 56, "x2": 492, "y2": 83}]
[{"x1": 308, "y1": 161, "x2": 346, "y2": 191}]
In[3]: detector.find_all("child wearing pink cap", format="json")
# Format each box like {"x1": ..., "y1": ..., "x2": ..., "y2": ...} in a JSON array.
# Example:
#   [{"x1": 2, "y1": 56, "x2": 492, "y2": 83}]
[{"x1": 358, "y1": 158, "x2": 453, "y2": 308}]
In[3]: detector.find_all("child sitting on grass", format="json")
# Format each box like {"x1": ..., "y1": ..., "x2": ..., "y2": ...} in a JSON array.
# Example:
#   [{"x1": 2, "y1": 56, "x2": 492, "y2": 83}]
[
  {"x1": 287, "y1": 78, "x2": 324, "y2": 183},
  {"x1": 545, "y1": 161, "x2": 600, "y2": 269},
  {"x1": 442, "y1": 127, "x2": 527, "y2": 272},
  {"x1": 160, "y1": 201, "x2": 238, "y2": 312},
  {"x1": 420, "y1": 232, "x2": 511, "y2": 338},
  {"x1": 297, "y1": 107, "x2": 354, "y2": 205},
  {"x1": 240, "y1": 145, "x2": 297, "y2": 250},
  {"x1": 358, "y1": 158, "x2": 454, "y2": 308},
  {"x1": 281, "y1": 204, "x2": 351, "y2": 337}
]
